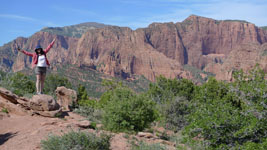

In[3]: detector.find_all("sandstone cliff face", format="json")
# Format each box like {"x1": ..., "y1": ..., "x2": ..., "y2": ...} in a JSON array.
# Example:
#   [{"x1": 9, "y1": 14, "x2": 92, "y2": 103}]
[
  {"x1": 11, "y1": 32, "x2": 79, "y2": 72},
  {"x1": 74, "y1": 15, "x2": 266, "y2": 81},
  {"x1": 0, "y1": 37, "x2": 28, "y2": 71},
  {"x1": 176, "y1": 15, "x2": 267, "y2": 68},
  {"x1": 1, "y1": 15, "x2": 266, "y2": 81},
  {"x1": 144, "y1": 22, "x2": 187, "y2": 65},
  {"x1": 75, "y1": 26, "x2": 187, "y2": 81},
  {"x1": 204, "y1": 43, "x2": 267, "y2": 81}
]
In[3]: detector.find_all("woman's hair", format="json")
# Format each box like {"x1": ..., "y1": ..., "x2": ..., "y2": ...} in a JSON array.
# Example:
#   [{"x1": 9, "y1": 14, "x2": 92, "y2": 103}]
[{"x1": 35, "y1": 48, "x2": 45, "y2": 55}]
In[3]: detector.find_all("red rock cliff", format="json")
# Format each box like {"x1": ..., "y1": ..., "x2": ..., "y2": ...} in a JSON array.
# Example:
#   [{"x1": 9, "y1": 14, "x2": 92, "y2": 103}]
[{"x1": 1, "y1": 15, "x2": 266, "y2": 81}]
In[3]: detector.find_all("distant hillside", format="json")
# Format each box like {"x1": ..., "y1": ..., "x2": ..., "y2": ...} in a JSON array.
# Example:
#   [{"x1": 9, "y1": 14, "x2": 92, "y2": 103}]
[
  {"x1": 41, "y1": 22, "x2": 108, "y2": 38},
  {"x1": 223, "y1": 19, "x2": 250, "y2": 23},
  {"x1": 19, "y1": 64, "x2": 151, "y2": 98},
  {"x1": 261, "y1": 26, "x2": 267, "y2": 30}
]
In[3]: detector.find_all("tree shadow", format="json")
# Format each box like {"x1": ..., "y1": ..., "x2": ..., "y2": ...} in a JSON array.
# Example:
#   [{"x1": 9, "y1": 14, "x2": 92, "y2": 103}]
[{"x1": 0, "y1": 132, "x2": 18, "y2": 145}]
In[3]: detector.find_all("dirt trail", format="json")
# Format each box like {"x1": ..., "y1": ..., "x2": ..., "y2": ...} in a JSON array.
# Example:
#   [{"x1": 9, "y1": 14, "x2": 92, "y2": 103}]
[
  {"x1": 0, "y1": 112, "x2": 176, "y2": 150},
  {"x1": 0, "y1": 112, "x2": 88, "y2": 150}
]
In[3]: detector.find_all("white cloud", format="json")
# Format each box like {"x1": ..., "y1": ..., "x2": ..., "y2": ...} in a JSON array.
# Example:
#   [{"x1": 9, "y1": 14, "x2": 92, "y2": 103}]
[
  {"x1": 125, "y1": 0, "x2": 267, "y2": 28},
  {"x1": 0, "y1": 14, "x2": 36, "y2": 22},
  {"x1": 0, "y1": 14, "x2": 59, "y2": 27},
  {"x1": 191, "y1": 1, "x2": 267, "y2": 26}
]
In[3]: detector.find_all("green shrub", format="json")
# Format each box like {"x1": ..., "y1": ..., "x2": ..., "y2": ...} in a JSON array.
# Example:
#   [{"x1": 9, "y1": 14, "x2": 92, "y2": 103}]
[
  {"x1": 41, "y1": 131, "x2": 110, "y2": 150},
  {"x1": 74, "y1": 84, "x2": 104, "y2": 122},
  {"x1": 0, "y1": 72, "x2": 72, "y2": 96},
  {"x1": 261, "y1": 26, "x2": 267, "y2": 30},
  {"x1": 102, "y1": 87, "x2": 158, "y2": 132},
  {"x1": 163, "y1": 97, "x2": 190, "y2": 132},
  {"x1": 183, "y1": 65, "x2": 215, "y2": 83},
  {"x1": 77, "y1": 84, "x2": 89, "y2": 101},
  {"x1": 132, "y1": 141, "x2": 167, "y2": 150},
  {"x1": 78, "y1": 99, "x2": 97, "y2": 108},
  {"x1": 74, "y1": 106, "x2": 103, "y2": 123},
  {"x1": 1, "y1": 108, "x2": 8, "y2": 113},
  {"x1": 232, "y1": 66, "x2": 267, "y2": 104},
  {"x1": 178, "y1": 135, "x2": 207, "y2": 150},
  {"x1": 238, "y1": 138, "x2": 267, "y2": 150},
  {"x1": 99, "y1": 79, "x2": 127, "y2": 108},
  {"x1": 0, "y1": 70, "x2": 6, "y2": 81},
  {"x1": 183, "y1": 66, "x2": 267, "y2": 149},
  {"x1": 147, "y1": 76, "x2": 194, "y2": 132},
  {"x1": 147, "y1": 76, "x2": 195, "y2": 104},
  {"x1": 89, "y1": 122, "x2": 97, "y2": 130},
  {"x1": 44, "y1": 74, "x2": 72, "y2": 95},
  {"x1": 2, "y1": 72, "x2": 35, "y2": 96}
]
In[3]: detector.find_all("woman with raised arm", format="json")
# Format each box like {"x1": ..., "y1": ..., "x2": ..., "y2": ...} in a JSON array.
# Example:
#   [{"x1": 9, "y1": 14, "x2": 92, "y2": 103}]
[{"x1": 18, "y1": 38, "x2": 56, "y2": 94}]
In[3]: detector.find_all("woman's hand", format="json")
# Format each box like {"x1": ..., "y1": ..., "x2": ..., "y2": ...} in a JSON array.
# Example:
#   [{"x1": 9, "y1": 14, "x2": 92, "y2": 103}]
[{"x1": 52, "y1": 38, "x2": 56, "y2": 43}]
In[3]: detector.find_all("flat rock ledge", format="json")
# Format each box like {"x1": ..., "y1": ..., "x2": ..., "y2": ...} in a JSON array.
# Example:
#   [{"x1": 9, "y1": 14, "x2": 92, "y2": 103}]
[{"x1": 0, "y1": 87, "x2": 62, "y2": 117}]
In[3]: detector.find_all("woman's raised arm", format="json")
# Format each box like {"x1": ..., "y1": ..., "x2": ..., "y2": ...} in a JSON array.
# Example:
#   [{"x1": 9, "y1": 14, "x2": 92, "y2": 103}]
[
  {"x1": 17, "y1": 47, "x2": 34, "y2": 57},
  {"x1": 43, "y1": 38, "x2": 56, "y2": 53}
]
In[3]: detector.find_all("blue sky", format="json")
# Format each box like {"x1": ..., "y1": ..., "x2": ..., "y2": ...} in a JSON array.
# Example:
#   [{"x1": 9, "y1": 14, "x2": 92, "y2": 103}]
[{"x1": 1, "y1": 0, "x2": 267, "y2": 46}]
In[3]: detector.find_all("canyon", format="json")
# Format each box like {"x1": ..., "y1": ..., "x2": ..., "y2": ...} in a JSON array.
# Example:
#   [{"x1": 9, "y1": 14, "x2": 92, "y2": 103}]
[{"x1": 1, "y1": 15, "x2": 266, "y2": 82}]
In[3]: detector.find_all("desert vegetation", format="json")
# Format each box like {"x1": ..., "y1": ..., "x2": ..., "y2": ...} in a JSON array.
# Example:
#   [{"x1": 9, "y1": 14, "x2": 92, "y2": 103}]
[
  {"x1": 41, "y1": 131, "x2": 111, "y2": 150},
  {"x1": 1, "y1": 65, "x2": 266, "y2": 150},
  {"x1": 68, "y1": 65, "x2": 267, "y2": 149},
  {"x1": 0, "y1": 71, "x2": 72, "y2": 97}
]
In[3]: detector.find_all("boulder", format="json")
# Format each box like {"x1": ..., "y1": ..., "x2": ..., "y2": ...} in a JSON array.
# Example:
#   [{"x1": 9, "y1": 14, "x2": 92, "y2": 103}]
[
  {"x1": 55, "y1": 86, "x2": 77, "y2": 111},
  {"x1": 0, "y1": 87, "x2": 29, "y2": 115},
  {"x1": 0, "y1": 87, "x2": 19, "y2": 104},
  {"x1": 30, "y1": 95, "x2": 60, "y2": 111},
  {"x1": 0, "y1": 87, "x2": 62, "y2": 117},
  {"x1": 0, "y1": 99, "x2": 28, "y2": 115}
]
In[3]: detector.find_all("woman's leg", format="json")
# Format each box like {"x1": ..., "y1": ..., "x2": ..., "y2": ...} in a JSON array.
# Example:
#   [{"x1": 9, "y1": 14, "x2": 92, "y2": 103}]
[
  {"x1": 40, "y1": 74, "x2": 46, "y2": 94},
  {"x1": 36, "y1": 75, "x2": 41, "y2": 94}
]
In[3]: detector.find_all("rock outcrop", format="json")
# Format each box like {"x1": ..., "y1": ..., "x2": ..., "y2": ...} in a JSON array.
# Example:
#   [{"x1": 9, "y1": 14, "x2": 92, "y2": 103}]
[
  {"x1": 74, "y1": 16, "x2": 267, "y2": 81},
  {"x1": 0, "y1": 87, "x2": 62, "y2": 117},
  {"x1": 204, "y1": 43, "x2": 267, "y2": 81},
  {"x1": 30, "y1": 95, "x2": 60, "y2": 111},
  {"x1": 176, "y1": 15, "x2": 267, "y2": 68},
  {"x1": 11, "y1": 31, "x2": 79, "y2": 72},
  {"x1": 1, "y1": 15, "x2": 266, "y2": 81},
  {"x1": 55, "y1": 86, "x2": 77, "y2": 111}
]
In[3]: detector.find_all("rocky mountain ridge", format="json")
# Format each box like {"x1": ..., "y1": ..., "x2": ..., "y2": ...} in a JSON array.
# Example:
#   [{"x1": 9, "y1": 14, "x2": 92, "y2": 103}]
[
  {"x1": 1, "y1": 15, "x2": 266, "y2": 82},
  {"x1": 41, "y1": 22, "x2": 108, "y2": 38}
]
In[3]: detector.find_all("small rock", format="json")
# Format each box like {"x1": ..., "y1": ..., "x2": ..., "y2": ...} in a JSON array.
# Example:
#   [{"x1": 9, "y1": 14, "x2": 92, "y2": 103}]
[
  {"x1": 137, "y1": 132, "x2": 157, "y2": 139},
  {"x1": 154, "y1": 127, "x2": 165, "y2": 133},
  {"x1": 76, "y1": 120, "x2": 91, "y2": 128},
  {"x1": 30, "y1": 129, "x2": 40, "y2": 135},
  {"x1": 45, "y1": 127, "x2": 54, "y2": 131},
  {"x1": 96, "y1": 124, "x2": 103, "y2": 129},
  {"x1": 160, "y1": 140, "x2": 175, "y2": 146},
  {"x1": 41, "y1": 121, "x2": 58, "y2": 126}
]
